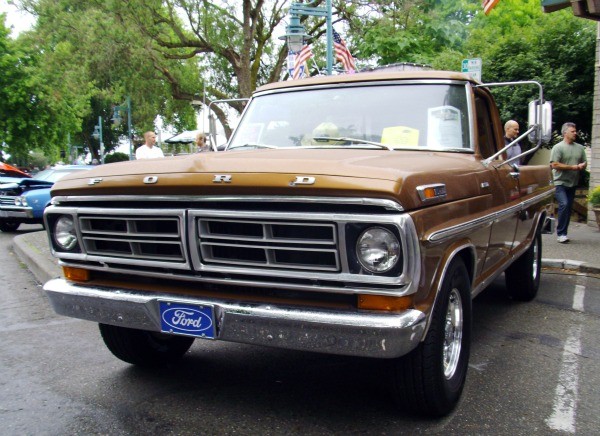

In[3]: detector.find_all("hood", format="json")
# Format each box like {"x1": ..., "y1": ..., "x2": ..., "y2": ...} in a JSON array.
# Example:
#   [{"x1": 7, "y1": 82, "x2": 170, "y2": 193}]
[
  {"x1": 0, "y1": 163, "x2": 31, "y2": 178},
  {"x1": 52, "y1": 149, "x2": 487, "y2": 210},
  {"x1": 0, "y1": 178, "x2": 54, "y2": 195}
]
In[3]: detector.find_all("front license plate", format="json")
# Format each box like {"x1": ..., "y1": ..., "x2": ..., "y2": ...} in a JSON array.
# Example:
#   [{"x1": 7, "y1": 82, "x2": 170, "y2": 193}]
[{"x1": 159, "y1": 301, "x2": 216, "y2": 339}]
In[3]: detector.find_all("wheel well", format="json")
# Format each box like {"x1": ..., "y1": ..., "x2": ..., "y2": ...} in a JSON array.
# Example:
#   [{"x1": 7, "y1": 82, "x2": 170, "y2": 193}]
[
  {"x1": 453, "y1": 247, "x2": 475, "y2": 287},
  {"x1": 421, "y1": 244, "x2": 475, "y2": 341}
]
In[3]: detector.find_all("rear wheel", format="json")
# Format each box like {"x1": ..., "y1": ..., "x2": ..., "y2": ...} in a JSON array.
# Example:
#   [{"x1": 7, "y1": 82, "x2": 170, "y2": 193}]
[
  {"x1": 99, "y1": 324, "x2": 194, "y2": 367},
  {"x1": 505, "y1": 230, "x2": 541, "y2": 301},
  {"x1": 390, "y1": 257, "x2": 472, "y2": 417},
  {"x1": 0, "y1": 221, "x2": 20, "y2": 232}
]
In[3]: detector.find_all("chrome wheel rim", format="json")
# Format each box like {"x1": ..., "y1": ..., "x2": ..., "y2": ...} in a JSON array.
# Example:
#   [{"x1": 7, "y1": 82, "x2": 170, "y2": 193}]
[{"x1": 443, "y1": 288, "x2": 463, "y2": 379}]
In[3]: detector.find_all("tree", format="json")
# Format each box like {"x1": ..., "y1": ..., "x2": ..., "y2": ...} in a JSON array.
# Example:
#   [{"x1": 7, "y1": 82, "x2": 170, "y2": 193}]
[
  {"x1": 104, "y1": 152, "x2": 130, "y2": 164},
  {"x1": 341, "y1": 1, "x2": 478, "y2": 68},
  {"x1": 20, "y1": 0, "x2": 186, "y2": 157},
  {"x1": 0, "y1": 14, "x2": 80, "y2": 164},
  {"x1": 465, "y1": 0, "x2": 595, "y2": 139},
  {"x1": 100, "y1": 0, "x2": 294, "y2": 137},
  {"x1": 7, "y1": 0, "x2": 594, "y2": 162}
]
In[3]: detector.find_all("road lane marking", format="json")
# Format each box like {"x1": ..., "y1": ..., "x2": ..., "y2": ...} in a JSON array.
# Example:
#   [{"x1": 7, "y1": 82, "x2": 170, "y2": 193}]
[
  {"x1": 545, "y1": 284, "x2": 584, "y2": 433},
  {"x1": 573, "y1": 285, "x2": 585, "y2": 312}
]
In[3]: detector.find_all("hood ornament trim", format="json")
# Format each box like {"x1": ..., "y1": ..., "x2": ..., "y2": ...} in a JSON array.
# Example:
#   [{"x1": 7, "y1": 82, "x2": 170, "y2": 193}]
[
  {"x1": 143, "y1": 176, "x2": 158, "y2": 184},
  {"x1": 290, "y1": 176, "x2": 316, "y2": 186}
]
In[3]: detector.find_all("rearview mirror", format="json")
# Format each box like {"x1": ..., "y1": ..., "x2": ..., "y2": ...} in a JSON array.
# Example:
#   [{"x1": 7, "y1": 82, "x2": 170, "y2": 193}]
[{"x1": 528, "y1": 100, "x2": 552, "y2": 144}]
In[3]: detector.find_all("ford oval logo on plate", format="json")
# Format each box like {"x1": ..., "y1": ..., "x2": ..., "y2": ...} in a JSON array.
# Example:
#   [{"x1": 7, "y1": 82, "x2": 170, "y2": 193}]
[{"x1": 159, "y1": 302, "x2": 215, "y2": 339}]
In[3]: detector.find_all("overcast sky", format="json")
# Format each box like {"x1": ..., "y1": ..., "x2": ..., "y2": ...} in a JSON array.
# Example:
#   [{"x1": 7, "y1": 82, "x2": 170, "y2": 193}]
[{"x1": 1, "y1": 2, "x2": 35, "y2": 37}]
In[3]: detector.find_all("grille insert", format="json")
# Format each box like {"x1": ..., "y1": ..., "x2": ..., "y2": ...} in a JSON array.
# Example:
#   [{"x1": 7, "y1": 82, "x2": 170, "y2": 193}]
[
  {"x1": 79, "y1": 215, "x2": 186, "y2": 263},
  {"x1": 197, "y1": 218, "x2": 340, "y2": 271}
]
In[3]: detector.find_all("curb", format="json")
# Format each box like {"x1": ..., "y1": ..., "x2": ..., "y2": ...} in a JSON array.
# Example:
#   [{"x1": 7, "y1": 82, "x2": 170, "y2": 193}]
[
  {"x1": 12, "y1": 233, "x2": 61, "y2": 285},
  {"x1": 541, "y1": 258, "x2": 600, "y2": 274}
]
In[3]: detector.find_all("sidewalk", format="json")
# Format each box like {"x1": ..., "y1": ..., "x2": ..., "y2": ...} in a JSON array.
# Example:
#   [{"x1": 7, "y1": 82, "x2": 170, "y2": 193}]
[
  {"x1": 540, "y1": 221, "x2": 600, "y2": 274},
  {"x1": 11, "y1": 223, "x2": 600, "y2": 286}
]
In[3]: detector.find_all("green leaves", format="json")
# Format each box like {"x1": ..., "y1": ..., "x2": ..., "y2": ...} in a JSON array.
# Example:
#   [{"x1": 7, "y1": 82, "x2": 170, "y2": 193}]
[{"x1": 1, "y1": 0, "x2": 596, "y2": 166}]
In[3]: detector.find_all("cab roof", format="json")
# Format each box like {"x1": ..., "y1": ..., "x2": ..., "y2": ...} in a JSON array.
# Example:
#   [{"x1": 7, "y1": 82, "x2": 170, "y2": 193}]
[{"x1": 255, "y1": 70, "x2": 477, "y2": 94}]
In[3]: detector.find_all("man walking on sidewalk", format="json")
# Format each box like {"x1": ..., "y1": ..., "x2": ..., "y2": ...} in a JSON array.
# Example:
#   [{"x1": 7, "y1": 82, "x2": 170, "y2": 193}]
[{"x1": 550, "y1": 122, "x2": 587, "y2": 243}]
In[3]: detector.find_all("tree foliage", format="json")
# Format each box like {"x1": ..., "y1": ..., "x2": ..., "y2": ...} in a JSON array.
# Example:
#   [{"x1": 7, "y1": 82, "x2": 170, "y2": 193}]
[
  {"x1": 2, "y1": 0, "x2": 596, "y2": 164},
  {"x1": 343, "y1": 0, "x2": 478, "y2": 67},
  {"x1": 465, "y1": 0, "x2": 595, "y2": 141},
  {"x1": 0, "y1": 14, "x2": 79, "y2": 164}
]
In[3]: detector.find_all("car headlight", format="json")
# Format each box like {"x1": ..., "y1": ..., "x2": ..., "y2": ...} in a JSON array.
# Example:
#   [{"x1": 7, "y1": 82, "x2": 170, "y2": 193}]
[
  {"x1": 356, "y1": 227, "x2": 400, "y2": 273},
  {"x1": 54, "y1": 215, "x2": 78, "y2": 251},
  {"x1": 14, "y1": 197, "x2": 23, "y2": 206}
]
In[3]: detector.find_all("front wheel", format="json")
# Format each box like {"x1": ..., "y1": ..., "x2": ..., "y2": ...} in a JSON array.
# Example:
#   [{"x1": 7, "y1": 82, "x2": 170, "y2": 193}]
[
  {"x1": 390, "y1": 257, "x2": 472, "y2": 417},
  {"x1": 99, "y1": 324, "x2": 195, "y2": 367},
  {"x1": 0, "y1": 221, "x2": 20, "y2": 232},
  {"x1": 505, "y1": 230, "x2": 541, "y2": 301}
]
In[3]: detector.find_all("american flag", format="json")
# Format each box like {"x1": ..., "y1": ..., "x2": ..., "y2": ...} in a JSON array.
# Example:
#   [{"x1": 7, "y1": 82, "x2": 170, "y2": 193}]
[
  {"x1": 482, "y1": 0, "x2": 500, "y2": 15},
  {"x1": 332, "y1": 28, "x2": 356, "y2": 74},
  {"x1": 292, "y1": 45, "x2": 313, "y2": 80}
]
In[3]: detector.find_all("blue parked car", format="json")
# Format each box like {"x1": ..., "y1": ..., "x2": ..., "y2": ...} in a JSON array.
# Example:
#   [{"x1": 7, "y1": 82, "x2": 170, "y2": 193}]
[{"x1": 0, "y1": 165, "x2": 93, "y2": 232}]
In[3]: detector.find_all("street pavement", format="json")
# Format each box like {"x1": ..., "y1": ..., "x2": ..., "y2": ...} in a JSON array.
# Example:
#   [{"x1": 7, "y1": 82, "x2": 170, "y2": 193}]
[{"x1": 10, "y1": 222, "x2": 600, "y2": 285}]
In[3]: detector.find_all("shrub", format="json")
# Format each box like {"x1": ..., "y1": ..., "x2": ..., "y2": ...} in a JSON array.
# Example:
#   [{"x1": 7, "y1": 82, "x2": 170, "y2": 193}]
[
  {"x1": 587, "y1": 185, "x2": 600, "y2": 207},
  {"x1": 104, "y1": 152, "x2": 130, "y2": 164}
]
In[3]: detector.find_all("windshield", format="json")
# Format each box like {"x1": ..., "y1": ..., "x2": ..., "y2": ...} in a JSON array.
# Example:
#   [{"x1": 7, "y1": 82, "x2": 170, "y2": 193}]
[{"x1": 228, "y1": 83, "x2": 471, "y2": 151}]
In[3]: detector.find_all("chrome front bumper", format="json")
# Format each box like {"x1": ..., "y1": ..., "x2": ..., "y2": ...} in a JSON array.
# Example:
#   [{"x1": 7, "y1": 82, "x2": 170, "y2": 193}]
[
  {"x1": 0, "y1": 206, "x2": 33, "y2": 219},
  {"x1": 43, "y1": 278, "x2": 426, "y2": 358}
]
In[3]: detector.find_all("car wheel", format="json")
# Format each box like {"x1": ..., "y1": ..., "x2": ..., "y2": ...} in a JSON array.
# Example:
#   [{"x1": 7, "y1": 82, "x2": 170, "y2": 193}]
[
  {"x1": 505, "y1": 229, "x2": 541, "y2": 302},
  {"x1": 0, "y1": 221, "x2": 20, "y2": 232},
  {"x1": 99, "y1": 323, "x2": 195, "y2": 367},
  {"x1": 390, "y1": 257, "x2": 471, "y2": 417}
]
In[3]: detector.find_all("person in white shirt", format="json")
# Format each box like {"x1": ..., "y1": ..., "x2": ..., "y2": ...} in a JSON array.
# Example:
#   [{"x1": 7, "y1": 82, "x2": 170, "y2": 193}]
[{"x1": 135, "y1": 131, "x2": 164, "y2": 159}]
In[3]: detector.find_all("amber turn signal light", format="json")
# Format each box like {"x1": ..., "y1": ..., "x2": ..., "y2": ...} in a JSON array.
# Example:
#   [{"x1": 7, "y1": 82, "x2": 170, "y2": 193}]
[
  {"x1": 358, "y1": 294, "x2": 413, "y2": 311},
  {"x1": 62, "y1": 266, "x2": 90, "y2": 282}
]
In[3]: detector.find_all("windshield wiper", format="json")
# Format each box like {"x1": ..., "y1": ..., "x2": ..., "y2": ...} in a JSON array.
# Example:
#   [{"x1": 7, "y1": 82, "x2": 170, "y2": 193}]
[
  {"x1": 228, "y1": 143, "x2": 278, "y2": 150},
  {"x1": 311, "y1": 136, "x2": 393, "y2": 151}
]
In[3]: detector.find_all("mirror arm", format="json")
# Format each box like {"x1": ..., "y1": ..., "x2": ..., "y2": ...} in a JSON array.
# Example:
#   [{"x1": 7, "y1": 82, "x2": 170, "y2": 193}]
[{"x1": 482, "y1": 126, "x2": 535, "y2": 168}]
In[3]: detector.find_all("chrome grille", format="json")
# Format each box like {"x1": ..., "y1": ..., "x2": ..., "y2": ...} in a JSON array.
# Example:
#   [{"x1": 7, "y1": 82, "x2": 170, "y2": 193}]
[
  {"x1": 0, "y1": 196, "x2": 16, "y2": 206},
  {"x1": 46, "y1": 198, "x2": 417, "y2": 293},
  {"x1": 197, "y1": 218, "x2": 339, "y2": 271},
  {"x1": 79, "y1": 215, "x2": 186, "y2": 263}
]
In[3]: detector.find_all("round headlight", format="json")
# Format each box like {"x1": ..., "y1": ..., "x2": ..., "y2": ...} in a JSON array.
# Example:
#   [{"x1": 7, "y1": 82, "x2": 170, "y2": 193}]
[
  {"x1": 356, "y1": 227, "x2": 400, "y2": 273},
  {"x1": 54, "y1": 216, "x2": 78, "y2": 250},
  {"x1": 21, "y1": 197, "x2": 28, "y2": 207},
  {"x1": 14, "y1": 197, "x2": 22, "y2": 206}
]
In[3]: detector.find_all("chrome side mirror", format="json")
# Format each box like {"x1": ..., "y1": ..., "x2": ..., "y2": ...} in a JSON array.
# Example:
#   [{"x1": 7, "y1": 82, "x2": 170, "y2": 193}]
[{"x1": 528, "y1": 100, "x2": 552, "y2": 144}]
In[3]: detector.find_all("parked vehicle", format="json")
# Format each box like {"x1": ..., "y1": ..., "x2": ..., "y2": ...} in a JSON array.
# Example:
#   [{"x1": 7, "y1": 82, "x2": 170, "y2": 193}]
[
  {"x1": 0, "y1": 162, "x2": 32, "y2": 182},
  {"x1": 43, "y1": 71, "x2": 553, "y2": 417},
  {"x1": 0, "y1": 165, "x2": 93, "y2": 232}
]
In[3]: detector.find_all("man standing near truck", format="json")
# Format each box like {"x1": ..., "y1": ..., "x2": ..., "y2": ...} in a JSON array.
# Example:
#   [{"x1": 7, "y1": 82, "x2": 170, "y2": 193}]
[
  {"x1": 504, "y1": 120, "x2": 522, "y2": 164},
  {"x1": 550, "y1": 122, "x2": 587, "y2": 243}
]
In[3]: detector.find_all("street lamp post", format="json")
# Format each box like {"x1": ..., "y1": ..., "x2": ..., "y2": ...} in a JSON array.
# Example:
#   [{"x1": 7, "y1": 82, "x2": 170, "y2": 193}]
[
  {"x1": 281, "y1": 0, "x2": 333, "y2": 75},
  {"x1": 112, "y1": 96, "x2": 133, "y2": 160},
  {"x1": 92, "y1": 116, "x2": 104, "y2": 164}
]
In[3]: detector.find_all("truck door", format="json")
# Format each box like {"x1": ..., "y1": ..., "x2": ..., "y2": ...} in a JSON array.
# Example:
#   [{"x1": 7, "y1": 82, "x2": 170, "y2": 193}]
[{"x1": 475, "y1": 93, "x2": 520, "y2": 275}]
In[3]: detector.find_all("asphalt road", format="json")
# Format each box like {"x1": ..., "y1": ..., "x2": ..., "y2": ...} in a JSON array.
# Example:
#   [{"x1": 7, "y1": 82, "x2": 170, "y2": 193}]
[{"x1": 1, "y1": 225, "x2": 599, "y2": 435}]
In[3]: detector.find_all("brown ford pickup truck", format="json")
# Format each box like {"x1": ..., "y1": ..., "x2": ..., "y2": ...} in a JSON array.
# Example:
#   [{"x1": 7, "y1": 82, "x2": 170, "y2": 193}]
[{"x1": 43, "y1": 70, "x2": 553, "y2": 417}]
